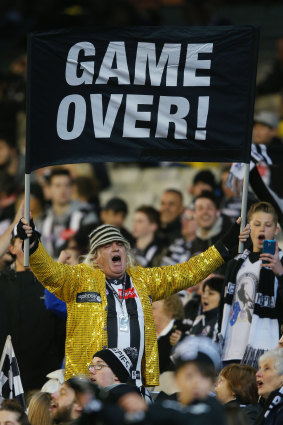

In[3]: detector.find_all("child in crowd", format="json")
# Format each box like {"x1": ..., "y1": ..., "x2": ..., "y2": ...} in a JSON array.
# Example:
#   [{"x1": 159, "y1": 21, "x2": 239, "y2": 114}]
[
  {"x1": 219, "y1": 201, "x2": 283, "y2": 368},
  {"x1": 189, "y1": 276, "x2": 224, "y2": 341}
]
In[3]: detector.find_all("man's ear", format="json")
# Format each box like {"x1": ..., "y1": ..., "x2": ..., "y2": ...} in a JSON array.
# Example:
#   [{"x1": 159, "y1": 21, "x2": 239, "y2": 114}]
[
  {"x1": 275, "y1": 224, "x2": 280, "y2": 236},
  {"x1": 114, "y1": 375, "x2": 120, "y2": 382},
  {"x1": 74, "y1": 401, "x2": 83, "y2": 413}
]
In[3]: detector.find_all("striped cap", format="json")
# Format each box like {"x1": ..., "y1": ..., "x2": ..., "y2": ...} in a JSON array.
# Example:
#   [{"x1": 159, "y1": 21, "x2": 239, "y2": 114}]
[{"x1": 89, "y1": 224, "x2": 130, "y2": 252}]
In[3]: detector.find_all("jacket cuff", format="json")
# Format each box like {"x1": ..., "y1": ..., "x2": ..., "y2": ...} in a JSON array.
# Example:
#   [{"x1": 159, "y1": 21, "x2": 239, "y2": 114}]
[{"x1": 214, "y1": 240, "x2": 230, "y2": 261}]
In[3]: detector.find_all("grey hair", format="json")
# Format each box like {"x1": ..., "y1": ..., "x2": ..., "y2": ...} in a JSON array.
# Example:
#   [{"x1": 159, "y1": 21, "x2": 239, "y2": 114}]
[
  {"x1": 83, "y1": 242, "x2": 137, "y2": 270},
  {"x1": 259, "y1": 348, "x2": 283, "y2": 375}
]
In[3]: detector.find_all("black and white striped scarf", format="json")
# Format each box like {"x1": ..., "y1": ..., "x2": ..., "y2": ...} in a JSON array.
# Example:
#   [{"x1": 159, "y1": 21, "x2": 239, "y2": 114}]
[
  {"x1": 228, "y1": 143, "x2": 283, "y2": 227},
  {"x1": 255, "y1": 385, "x2": 283, "y2": 425}
]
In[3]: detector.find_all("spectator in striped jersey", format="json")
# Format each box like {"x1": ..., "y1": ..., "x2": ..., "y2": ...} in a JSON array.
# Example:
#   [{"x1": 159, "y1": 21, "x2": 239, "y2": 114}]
[{"x1": 17, "y1": 217, "x2": 250, "y2": 390}]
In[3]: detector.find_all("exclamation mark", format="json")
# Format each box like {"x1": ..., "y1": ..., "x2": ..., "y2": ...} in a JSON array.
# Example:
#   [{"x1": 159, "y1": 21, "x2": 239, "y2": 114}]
[{"x1": 195, "y1": 96, "x2": 209, "y2": 141}]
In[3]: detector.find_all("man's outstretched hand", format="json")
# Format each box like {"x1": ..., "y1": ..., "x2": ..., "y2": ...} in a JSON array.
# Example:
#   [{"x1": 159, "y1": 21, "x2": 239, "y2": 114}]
[{"x1": 17, "y1": 217, "x2": 37, "y2": 246}]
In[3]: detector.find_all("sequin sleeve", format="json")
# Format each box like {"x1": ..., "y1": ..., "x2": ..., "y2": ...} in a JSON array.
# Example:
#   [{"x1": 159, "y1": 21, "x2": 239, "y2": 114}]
[
  {"x1": 142, "y1": 244, "x2": 224, "y2": 301},
  {"x1": 29, "y1": 242, "x2": 84, "y2": 302}
]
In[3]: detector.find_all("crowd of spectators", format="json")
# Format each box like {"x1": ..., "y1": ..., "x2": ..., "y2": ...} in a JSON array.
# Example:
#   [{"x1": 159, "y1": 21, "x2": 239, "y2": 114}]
[{"x1": 0, "y1": 152, "x2": 283, "y2": 424}]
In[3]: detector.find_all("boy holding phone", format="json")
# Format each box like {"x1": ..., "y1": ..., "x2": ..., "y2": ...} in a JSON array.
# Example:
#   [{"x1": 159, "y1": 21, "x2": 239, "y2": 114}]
[{"x1": 219, "y1": 201, "x2": 283, "y2": 368}]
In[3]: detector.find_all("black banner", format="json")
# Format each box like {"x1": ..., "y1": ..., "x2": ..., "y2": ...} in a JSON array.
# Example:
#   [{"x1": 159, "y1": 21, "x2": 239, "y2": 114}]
[{"x1": 26, "y1": 26, "x2": 259, "y2": 172}]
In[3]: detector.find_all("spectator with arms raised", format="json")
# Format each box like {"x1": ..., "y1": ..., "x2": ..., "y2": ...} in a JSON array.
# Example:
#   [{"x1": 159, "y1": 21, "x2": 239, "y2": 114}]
[{"x1": 17, "y1": 216, "x2": 249, "y2": 389}]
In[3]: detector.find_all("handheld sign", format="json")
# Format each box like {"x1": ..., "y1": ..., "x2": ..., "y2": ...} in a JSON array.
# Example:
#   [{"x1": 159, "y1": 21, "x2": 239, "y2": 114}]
[{"x1": 25, "y1": 25, "x2": 259, "y2": 173}]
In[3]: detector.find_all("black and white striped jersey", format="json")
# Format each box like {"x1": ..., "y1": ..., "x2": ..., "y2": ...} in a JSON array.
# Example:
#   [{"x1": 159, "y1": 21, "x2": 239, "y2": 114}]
[{"x1": 106, "y1": 273, "x2": 145, "y2": 387}]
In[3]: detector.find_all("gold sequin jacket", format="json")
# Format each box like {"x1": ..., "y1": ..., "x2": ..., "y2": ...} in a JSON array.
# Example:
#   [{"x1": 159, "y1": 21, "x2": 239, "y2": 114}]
[{"x1": 30, "y1": 242, "x2": 224, "y2": 385}]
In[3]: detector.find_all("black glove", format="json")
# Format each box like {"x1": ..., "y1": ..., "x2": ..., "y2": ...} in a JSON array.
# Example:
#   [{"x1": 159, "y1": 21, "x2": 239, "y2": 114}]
[
  {"x1": 221, "y1": 221, "x2": 241, "y2": 251},
  {"x1": 17, "y1": 218, "x2": 38, "y2": 245}
]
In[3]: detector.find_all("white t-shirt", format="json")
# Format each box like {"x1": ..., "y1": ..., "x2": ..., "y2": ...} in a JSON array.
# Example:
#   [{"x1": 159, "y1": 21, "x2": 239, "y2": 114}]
[{"x1": 222, "y1": 258, "x2": 261, "y2": 361}]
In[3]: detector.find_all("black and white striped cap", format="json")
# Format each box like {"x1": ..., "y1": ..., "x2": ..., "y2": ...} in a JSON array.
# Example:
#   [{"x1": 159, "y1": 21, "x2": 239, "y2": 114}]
[{"x1": 89, "y1": 224, "x2": 130, "y2": 252}]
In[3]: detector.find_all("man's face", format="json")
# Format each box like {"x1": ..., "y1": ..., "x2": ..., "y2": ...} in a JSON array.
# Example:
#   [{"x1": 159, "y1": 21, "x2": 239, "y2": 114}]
[
  {"x1": 101, "y1": 210, "x2": 126, "y2": 228},
  {"x1": 175, "y1": 362, "x2": 213, "y2": 405},
  {"x1": 132, "y1": 212, "x2": 157, "y2": 239},
  {"x1": 50, "y1": 383, "x2": 78, "y2": 423},
  {"x1": 194, "y1": 198, "x2": 218, "y2": 231},
  {"x1": 0, "y1": 410, "x2": 21, "y2": 425},
  {"x1": 181, "y1": 209, "x2": 197, "y2": 240},
  {"x1": 89, "y1": 356, "x2": 118, "y2": 388},
  {"x1": 249, "y1": 211, "x2": 278, "y2": 252},
  {"x1": 253, "y1": 123, "x2": 276, "y2": 145},
  {"x1": 160, "y1": 192, "x2": 183, "y2": 226},
  {"x1": 95, "y1": 241, "x2": 127, "y2": 279},
  {"x1": 0, "y1": 139, "x2": 12, "y2": 167},
  {"x1": 49, "y1": 175, "x2": 72, "y2": 206}
]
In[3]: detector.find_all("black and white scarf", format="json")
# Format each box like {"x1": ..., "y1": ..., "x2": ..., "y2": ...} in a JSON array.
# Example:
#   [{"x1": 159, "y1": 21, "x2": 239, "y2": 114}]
[
  {"x1": 228, "y1": 143, "x2": 283, "y2": 228},
  {"x1": 219, "y1": 249, "x2": 283, "y2": 368},
  {"x1": 255, "y1": 385, "x2": 283, "y2": 425}
]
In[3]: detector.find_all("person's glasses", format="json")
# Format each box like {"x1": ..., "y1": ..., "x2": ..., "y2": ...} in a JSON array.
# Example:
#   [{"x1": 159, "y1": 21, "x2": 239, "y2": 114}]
[{"x1": 88, "y1": 363, "x2": 109, "y2": 371}]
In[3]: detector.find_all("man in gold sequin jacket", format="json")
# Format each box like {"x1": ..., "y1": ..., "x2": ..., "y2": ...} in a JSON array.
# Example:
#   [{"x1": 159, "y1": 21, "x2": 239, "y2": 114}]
[{"x1": 17, "y1": 219, "x2": 249, "y2": 386}]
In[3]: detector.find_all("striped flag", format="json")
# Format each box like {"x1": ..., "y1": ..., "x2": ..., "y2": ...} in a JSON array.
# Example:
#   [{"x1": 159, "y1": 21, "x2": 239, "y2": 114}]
[
  {"x1": 228, "y1": 143, "x2": 283, "y2": 228},
  {"x1": 0, "y1": 335, "x2": 26, "y2": 409}
]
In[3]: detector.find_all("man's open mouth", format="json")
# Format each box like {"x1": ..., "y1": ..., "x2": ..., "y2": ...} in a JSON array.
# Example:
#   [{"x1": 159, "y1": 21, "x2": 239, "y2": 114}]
[
  {"x1": 112, "y1": 255, "x2": 121, "y2": 262},
  {"x1": 49, "y1": 402, "x2": 57, "y2": 411},
  {"x1": 258, "y1": 235, "x2": 265, "y2": 241}
]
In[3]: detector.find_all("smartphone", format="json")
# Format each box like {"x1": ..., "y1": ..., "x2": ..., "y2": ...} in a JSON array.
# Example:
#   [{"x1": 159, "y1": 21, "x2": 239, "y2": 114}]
[{"x1": 262, "y1": 239, "x2": 276, "y2": 264}]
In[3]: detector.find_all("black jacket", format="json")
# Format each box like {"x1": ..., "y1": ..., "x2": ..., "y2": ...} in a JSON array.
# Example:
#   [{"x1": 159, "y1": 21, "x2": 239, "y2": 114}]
[
  {"x1": 189, "y1": 307, "x2": 219, "y2": 341},
  {"x1": 0, "y1": 268, "x2": 66, "y2": 391},
  {"x1": 158, "y1": 320, "x2": 190, "y2": 374}
]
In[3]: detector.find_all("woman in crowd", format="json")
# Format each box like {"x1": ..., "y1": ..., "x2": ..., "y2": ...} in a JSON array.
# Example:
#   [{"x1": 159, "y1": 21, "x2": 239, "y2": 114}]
[
  {"x1": 216, "y1": 363, "x2": 261, "y2": 424},
  {"x1": 28, "y1": 391, "x2": 52, "y2": 425},
  {"x1": 189, "y1": 275, "x2": 224, "y2": 341},
  {"x1": 255, "y1": 348, "x2": 283, "y2": 425}
]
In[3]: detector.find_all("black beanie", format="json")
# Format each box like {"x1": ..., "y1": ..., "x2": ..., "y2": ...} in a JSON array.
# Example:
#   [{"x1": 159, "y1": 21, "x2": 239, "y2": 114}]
[{"x1": 93, "y1": 347, "x2": 137, "y2": 383}]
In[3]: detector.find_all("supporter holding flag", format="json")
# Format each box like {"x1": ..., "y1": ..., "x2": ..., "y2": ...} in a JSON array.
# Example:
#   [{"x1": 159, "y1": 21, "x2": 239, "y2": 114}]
[{"x1": 17, "y1": 215, "x2": 250, "y2": 388}]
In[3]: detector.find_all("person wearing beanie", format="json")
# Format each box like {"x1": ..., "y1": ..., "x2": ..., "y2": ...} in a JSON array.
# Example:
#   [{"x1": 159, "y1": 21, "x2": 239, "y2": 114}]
[
  {"x1": 17, "y1": 216, "x2": 250, "y2": 388},
  {"x1": 88, "y1": 347, "x2": 142, "y2": 403},
  {"x1": 89, "y1": 347, "x2": 136, "y2": 387}
]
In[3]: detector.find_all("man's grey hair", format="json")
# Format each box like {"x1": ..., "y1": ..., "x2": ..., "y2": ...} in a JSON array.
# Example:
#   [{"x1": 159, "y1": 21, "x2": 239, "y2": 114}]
[
  {"x1": 83, "y1": 242, "x2": 137, "y2": 270},
  {"x1": 259, "y1": 348, "x2": 283, "y2": 375}
]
